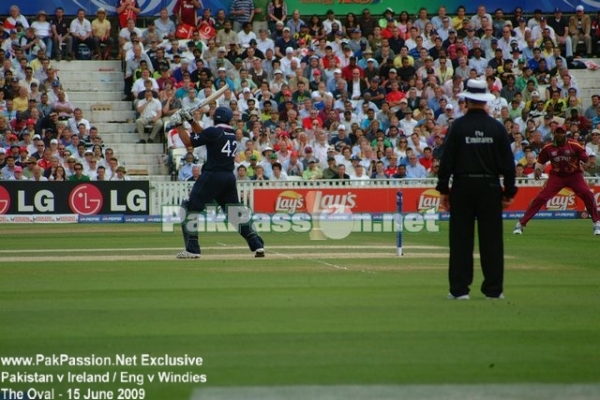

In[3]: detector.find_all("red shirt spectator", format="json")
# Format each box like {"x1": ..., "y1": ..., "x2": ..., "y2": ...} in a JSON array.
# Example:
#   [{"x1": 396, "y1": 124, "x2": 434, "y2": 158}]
[
  {"x1": 341, "y1": 59, "x2": 364, "y2": 81},
  {"x1": 116, "y1": 0, "x2": 141, "y2": 29},
  {"x1": 173, "y1": 0, "x2": 201, "y2": 27}
]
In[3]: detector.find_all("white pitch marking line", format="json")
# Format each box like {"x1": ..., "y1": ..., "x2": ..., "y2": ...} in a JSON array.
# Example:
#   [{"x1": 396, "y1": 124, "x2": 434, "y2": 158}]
[
  {"x1": 268, "y1": 248, "x2": 348, "y2": 271},
  {"x1": 0, "y1": 245, "x2": 445, "y2": 254}
]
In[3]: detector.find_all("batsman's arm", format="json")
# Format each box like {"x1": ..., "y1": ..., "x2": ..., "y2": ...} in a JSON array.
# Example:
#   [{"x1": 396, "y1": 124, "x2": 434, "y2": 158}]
[
  {"x1": 177, "y1": 126, "x2": 193, "y2": 148},
  {"x1": 176, "y1": 121, "x2": 204, "y2": 148}
]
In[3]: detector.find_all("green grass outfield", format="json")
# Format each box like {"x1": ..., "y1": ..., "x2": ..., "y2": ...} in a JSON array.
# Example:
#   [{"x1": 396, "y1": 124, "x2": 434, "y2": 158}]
[{"x1": 0, "y1": 220, "x2": 599, "y2": 399}]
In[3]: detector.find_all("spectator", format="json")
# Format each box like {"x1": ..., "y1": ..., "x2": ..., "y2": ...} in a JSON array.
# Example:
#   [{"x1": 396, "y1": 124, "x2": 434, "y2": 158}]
[
  {"x1": 51, "y1": 7, "x2": 73, "y2": 61},
  {"x1": 569, "y1": 6, "x2": 592, "y2": 56},
  {"x1": 31, "y1": 10, "x2": 53, "y2": 59},
  {"x1": 30, "y1": 164, "x2": 49, "y2": 181},
  {"x1": 136, "y1": 90, "x2": 163, "y2": 144},
  {"x1": 1, "y1": 155, "x2": 17, "y2": 180},
  {"x1": 173, "y1": 0, "x2": 202, "y2": 27},
  {"x1": 178, "y1": 152, "x2": 196, "y2": 181},
  {"x1": 271, "y1": 162, "x2": 288, "y2": 181},
  {"x1": 116, "y1": 0, "x2": 141, "y2": 29},
  {"x1": 154, "y1": 8, "x2": 176, "y2": 39},
  {"x1": 111, "y1": 165, "x2": 130, "y2": 181},
  {"x1": 70, "y1": 9, "x2": 94, "y2": 60},
  {"x1": 188, "y1": 164, "x2": 201, "y2": 181},
  {"x1": 93, "y1": 165, "x2": 108, "y2": 181},
  {"x1": 9, "y1": 165, "x2": 27, "y2": 180},
  {"x1": 92, "y1": 8, "x2": 114, "y2": 60},
  {"x1": 405, "y1": 153, "x2": 427, "y2": 178}
]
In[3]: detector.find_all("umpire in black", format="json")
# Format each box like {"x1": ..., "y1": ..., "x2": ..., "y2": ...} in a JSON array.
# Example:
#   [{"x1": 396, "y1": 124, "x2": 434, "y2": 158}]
[{"x1": 436, "y1": 79, "x2": 517, "y2": 300}]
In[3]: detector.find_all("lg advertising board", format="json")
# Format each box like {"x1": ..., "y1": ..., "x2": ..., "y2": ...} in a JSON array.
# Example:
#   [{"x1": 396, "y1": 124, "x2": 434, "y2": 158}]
[{"x1": 0, "y1": 181, "x2": 149, "y2": 216}]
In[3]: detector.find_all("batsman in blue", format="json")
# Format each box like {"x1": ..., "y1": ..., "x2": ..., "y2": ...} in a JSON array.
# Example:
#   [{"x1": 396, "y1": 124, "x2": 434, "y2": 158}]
[{"x1": 171, "y1": 107, "x2": 265, "y2": 259}]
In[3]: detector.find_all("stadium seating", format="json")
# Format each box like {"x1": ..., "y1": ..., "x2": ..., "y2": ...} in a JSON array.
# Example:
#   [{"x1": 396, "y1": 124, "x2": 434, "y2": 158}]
[{"x1": 55, "y1": 59, "x2": 169, "y2": 180}]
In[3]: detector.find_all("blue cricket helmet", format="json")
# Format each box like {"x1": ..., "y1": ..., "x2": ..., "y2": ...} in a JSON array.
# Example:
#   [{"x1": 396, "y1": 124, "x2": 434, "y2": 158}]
[{"x1": 214, "y1": 107, "x2": 234, "y2": 124}]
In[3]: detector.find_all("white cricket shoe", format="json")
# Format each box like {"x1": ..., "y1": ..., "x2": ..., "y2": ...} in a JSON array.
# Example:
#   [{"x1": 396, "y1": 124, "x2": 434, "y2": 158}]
[
  {"x1": 255, "y1": 248, "x2": 265, "y2": 258},
  {"x1": 176, "y1": 251, "x2": 200, "y2": 259},
  {"x1": 513, "y1": 222, "x2": 523, "y2": 235},
  {"x1": 594, "y1": 221, "x2": 600, "y2": 236},
  {"x1": 447, "y1": 293, "x2": 470, "y2": 300}
]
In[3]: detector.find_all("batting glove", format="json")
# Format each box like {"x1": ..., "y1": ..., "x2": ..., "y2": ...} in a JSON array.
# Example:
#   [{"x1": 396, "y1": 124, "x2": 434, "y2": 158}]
[
  {"x1": 180, "y1": 109, "x2": 193, "y2": 122},
  {"x1": 169, "y1": 112, "x2": 183, "y2": 127}
]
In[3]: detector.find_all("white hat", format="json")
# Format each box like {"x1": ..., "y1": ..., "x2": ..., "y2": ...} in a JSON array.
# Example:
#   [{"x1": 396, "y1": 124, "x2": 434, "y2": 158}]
[
  {"x1": 274, "y1": 69, "x2": 283, "y2": 74},
  {"x1": 576, "y1": 5, "x2": 584, "y2": 11},
  {"x1": 242, "y1": 87, "x2": 251, "y2": 93},
  {"x1": 337, "y1": 125, "x2": 346, "y2": 130},
  {"x1": 367, "y1": 58, "x2": 376, "y2": 63},
  {"x1": 531, "y1": 91, "x2": 540, "y2": 97},
  {"x1": 50, "y1": 139, "x2": 58, "y2": 144},
  {"x1": 217, "y1": 46, "x2": 226, "y2": 52},
  {"x1": 334, "y1": 68, "x2": 342, "y2": 74},
  {"x1": 218, "y1": 67, "x2": 227, "y2": 72},
  {"x1": 285, "y1": 47, "x2": 294, "y2": 53},
  {"x1": 0, "y1": 148, "x2": 6, "y2": 154},
  {"x1": 261, "y1": 147, "x2": 274, "y2": 155},
  {"x1": 445, "y1": 104, "x2": 454, "y2": 110},
  {"x1": 33, "y1": 134, "x2": 41, "y2": 140},
  {"x1": 460, "y1": 79, "x2": 495, "y2": 102}
]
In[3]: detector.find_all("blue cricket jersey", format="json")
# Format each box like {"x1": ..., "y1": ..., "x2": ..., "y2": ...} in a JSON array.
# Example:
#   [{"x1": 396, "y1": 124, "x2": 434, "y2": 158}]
[{"x1": 190, "y1": 124, "x2": 239, "y2": 172}]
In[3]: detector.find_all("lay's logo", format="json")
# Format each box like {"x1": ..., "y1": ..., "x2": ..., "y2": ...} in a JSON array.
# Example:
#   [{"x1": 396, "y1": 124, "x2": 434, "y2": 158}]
[
  {"x1": 418, "y1": 189, "x2": 441, "y2": 211},
  {"x1": 275, "y1": 191, "x2": 306, "y2": 213},
  {"x1": 546, "y1": 188, "x2": 577, "y2": 210}
]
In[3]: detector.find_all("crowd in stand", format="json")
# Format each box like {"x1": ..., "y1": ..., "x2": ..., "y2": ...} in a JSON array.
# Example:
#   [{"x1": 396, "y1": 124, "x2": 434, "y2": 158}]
[
  {"x1": 2, "y1": 3, "x2": 600, "y2": 183},
  {"x1": 0, "y1": 5, "x2": 131, "y2": 181}
]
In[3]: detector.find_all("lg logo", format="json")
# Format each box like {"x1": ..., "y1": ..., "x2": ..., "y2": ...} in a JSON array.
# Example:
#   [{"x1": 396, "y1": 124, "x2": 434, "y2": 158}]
[
  {"x1": 69, "y1": 184, "x2": 104, "y2": 215},
  {"x1": 0, "y1": 186, "x2": 10, "y2": 214}
]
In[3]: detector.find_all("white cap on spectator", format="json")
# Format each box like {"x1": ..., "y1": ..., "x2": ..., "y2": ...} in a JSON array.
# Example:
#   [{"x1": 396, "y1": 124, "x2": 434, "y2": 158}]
[
  {"x1": 446, "y1": 104, "x2": 454, "y2": 110},
  {"x1": 338, "y1": 125, "x2": 346, "y2": 130},
  {"x1": 50, "y1": 139, "x2": 58, "y2": 144},
  {"x1": 334, "y1": 68, "x2": 342, "y2": 74},
  {"x1": 531, "y1": 91, "x2": 540, "y2": 97},
  {"x1": 218, "y1": 46, "x2": 226, "y2": 52},
  {"x1": 84, "y1": 149, "x2": 93, "y2": 154},
  {"x1": 0, "y1": 148, "x2": 6, "y2": 154},
  {"x1": 286, "y1": 47, "x2": 294, "y2": 53},
  {"x1": 33, "y1": 134, "x2": 41, "y2": 140},
  {"x1": 576, "y1": 5, "x2": 584, "y2": 11},
  {"x1": 243, "y1": 87, "x2": 251, "y2": 93},
  {"x1": 274, "y1": 69, "x2": 283, "y2": 74},
  {"x1": 218, "y1": 67, "x2": 227, "y2": 72}
]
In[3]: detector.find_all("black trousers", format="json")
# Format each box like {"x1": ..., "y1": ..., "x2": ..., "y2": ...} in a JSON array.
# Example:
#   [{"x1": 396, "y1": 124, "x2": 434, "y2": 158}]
[
  {"x1": 448, "y1": 177, "x2": 504, "y2": 297},
  {"x1": 181, "y1": 170, "x2": 263, "y2": 254}
]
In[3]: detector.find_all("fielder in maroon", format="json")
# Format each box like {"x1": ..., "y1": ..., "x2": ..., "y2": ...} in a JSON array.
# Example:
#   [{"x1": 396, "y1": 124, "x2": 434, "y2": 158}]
[{"x1": 513, "y1": 125, "x2": 600, "y2": 235}]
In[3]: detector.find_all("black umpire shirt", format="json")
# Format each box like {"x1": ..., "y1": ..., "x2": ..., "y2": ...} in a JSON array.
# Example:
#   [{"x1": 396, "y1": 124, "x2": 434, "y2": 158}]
[{"x1": 435, "y1": 108, "x2": 517, "y2": 198}]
